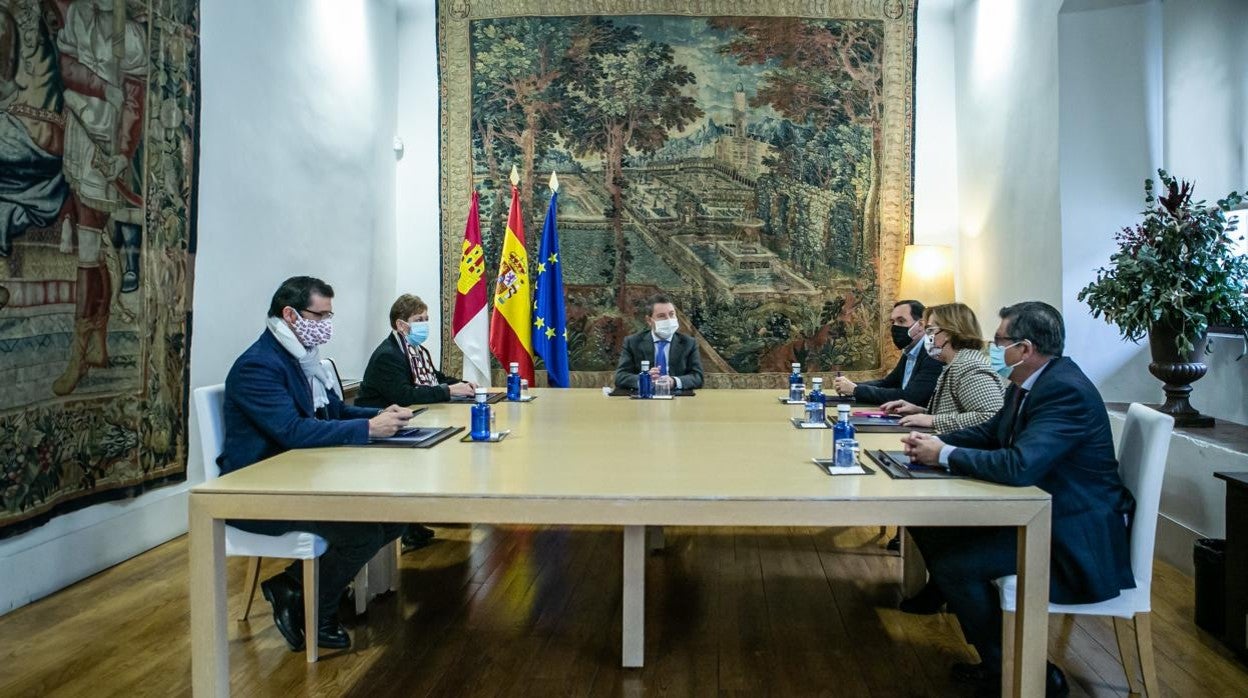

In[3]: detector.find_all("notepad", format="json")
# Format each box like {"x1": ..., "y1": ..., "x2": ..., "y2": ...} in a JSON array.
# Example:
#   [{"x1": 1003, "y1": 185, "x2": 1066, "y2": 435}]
[
  {"x1": 366, "y1": 425, "x2": 462, "y2": 448},
  {"x1": 791, "y1": 417, "x2": 830, "y2": 429}
]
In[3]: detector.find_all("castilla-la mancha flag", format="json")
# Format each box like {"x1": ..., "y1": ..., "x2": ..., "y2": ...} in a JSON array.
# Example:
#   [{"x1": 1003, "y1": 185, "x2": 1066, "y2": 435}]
[
  {"x1": 488, "y1": 182, "x2": 535, "y2": 383},
  {"x1": 452, "y1": 191, "x2": 491, "y2": 387}
]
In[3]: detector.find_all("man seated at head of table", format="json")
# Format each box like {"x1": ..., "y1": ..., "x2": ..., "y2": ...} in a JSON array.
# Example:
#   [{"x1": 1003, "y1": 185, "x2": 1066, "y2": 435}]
[
  {"x1": 878, "y1": 302, "x2": 1004, "y2": 432},
  {"x1": 219, "y1": 275, "x2": 411, "y2": 654},
  {"x1": 356, "y1": 293, "x2": 476, "y2": 551},
  {"x1": 897, "y1": 301, "x2": 1135, "y2": 697},
  {"x1": 614, "y1": 293, "x2": 704, "y2": 392},
  {"x1": 833, "y1": 299, "x2": 943, "y2": 406}
]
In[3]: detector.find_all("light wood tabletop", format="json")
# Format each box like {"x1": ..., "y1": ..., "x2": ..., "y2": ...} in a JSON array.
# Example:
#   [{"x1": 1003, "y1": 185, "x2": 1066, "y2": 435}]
[{"x1": 190, "y1": 389, "x2": 1051, "y2": 697}]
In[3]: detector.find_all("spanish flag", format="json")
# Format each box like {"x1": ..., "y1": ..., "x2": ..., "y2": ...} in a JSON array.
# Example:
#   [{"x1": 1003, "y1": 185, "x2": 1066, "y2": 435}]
[
  {"x1": 488, "y1": 174, "x2": 535, "y2": 383},
  {"x1": 453, "y1": 190, "x2": 491, "y2": 386}
]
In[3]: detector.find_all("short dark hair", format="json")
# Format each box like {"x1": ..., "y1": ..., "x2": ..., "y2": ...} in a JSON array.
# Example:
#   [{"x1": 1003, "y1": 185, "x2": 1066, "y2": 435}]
[
  {"x1": 389, "y1": 294, "x2": 428, "y2": 328},
  {"x1": 268, "y1": 276, "x2": 334, "y2": 318},
  {"x1": 893, "y1": 299, "x2": 924, "y2": 322},
  {"x1": 999, "y1": 301, "x2": 1065, "y2": 356},
  {"x1": 645, "y1": 294, "x2": 675, "y2": 317}
]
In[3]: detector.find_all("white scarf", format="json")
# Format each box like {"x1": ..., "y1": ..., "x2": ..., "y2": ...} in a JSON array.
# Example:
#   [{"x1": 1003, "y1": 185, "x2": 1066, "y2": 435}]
[{"x1": 266, "y1": 317, "x2": 341, "y2": 410}]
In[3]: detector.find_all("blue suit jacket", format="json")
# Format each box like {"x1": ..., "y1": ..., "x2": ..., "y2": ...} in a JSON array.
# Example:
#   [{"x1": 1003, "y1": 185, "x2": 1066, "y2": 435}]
[
  {"x1": 219, "y1": 331, "x2": 378, "y2": 475},
  {"x1": 943, "y1": 356, "x2": 1136, "y2": 604}
]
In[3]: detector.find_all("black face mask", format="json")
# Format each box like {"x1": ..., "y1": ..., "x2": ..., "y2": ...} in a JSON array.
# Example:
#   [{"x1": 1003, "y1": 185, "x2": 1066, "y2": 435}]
[{"x1": 890, "y1": 324, "x2": 914, "y2": 350}]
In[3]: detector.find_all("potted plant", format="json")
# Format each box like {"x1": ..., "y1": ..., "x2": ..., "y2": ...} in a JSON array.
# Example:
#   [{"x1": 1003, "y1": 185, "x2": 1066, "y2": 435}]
[{"x1": 1078, "y1": 170, "x2": 1248, "y2": 427}]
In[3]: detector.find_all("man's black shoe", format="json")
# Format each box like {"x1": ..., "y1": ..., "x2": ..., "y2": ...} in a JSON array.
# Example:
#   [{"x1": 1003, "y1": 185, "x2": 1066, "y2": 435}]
[
  {"x1": 956, "y1": 661, "x2": 1070, "y2": 697},
  {"x1": 899, "y1": 581, "x2": 946, "y2": 615},
  {"x1": 317, "y1": 619, "x2": 352, "y2": 650},
  {"x1": 401, "y1": 524, "x2": 436, "y2": 552},
  {"x1": 1044, "y1": 662, "x2": 1070, "y2": 697},
  {"x1": 260, "y1": 575, "x2": 305, "y2": 651},
  {"x1": 886, "y1": 532, "x2": 901, "y2": 552}
]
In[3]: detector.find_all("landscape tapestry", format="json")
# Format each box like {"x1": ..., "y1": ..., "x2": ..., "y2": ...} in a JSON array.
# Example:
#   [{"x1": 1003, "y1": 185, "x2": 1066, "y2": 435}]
[
  {"x1": 0, "y1": 0, "x2": 199, "y2": 537},
  {"x1": 439, "y1": 0, "x2": 916, "y2": 388}
]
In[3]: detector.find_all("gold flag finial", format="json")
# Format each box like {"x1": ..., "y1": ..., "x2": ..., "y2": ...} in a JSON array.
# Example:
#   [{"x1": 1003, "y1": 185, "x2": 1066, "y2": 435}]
[
  {"x1": 549, "y1": 171, "x2": 560, "y2": 193},
  {"x1": 509, "y1": 165, "x2": 520, "y2": 186}
]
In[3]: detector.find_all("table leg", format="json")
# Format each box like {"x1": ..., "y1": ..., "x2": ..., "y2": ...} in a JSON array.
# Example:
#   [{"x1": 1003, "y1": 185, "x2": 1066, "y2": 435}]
[
  {"x1": 623, "y1": 525, "x2": 645, "y2": 668},
  {"x1": 900, "y1": 528, "x2": 927, "y2": 597},
  {"x1": 189, "y1": 495, "x2": 228, "y2": 697},
  {"x1": 1012, "y1": 504, "x2": 1051, "y2": 697}
]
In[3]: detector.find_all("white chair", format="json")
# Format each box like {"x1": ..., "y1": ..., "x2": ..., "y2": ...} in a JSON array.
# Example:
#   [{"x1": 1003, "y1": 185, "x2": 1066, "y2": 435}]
[
  {"x1": 193, "y1": 383, "x2": 327, "y2": 662},
  {"x1": 997, "y1": 403, "x2": 1174, "y2": 696}
]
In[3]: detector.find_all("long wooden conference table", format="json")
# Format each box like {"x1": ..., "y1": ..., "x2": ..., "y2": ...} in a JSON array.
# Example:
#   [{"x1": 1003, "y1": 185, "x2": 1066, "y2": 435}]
[{"x1": 190, "y1": 389, "x2": 1051, "y2": 697}]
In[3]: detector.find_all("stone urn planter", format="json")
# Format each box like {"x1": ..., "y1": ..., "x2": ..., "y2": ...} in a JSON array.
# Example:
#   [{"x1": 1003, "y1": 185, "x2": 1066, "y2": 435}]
[{"x1": 1147, "y1": 322, "x2": 1214, "y2": 427}]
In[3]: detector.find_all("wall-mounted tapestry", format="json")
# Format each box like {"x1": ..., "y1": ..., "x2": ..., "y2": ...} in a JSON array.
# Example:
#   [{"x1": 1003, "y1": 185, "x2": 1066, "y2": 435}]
[
  {"x1": 438, "y1": 0, "x2": 915, "y2": 388},
  {"x1": 0, "y1": 0, "x2": 198, "y2": 538}
]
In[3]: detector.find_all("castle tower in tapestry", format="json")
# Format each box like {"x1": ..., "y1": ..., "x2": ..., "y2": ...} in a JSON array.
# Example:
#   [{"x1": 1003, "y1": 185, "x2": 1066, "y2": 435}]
[
  {"x1": 715, "y1": 80, "x2": 774, "y2": 182},
  {"x1": 732, "y1": 81, "x2": 748, "y2": 137}
]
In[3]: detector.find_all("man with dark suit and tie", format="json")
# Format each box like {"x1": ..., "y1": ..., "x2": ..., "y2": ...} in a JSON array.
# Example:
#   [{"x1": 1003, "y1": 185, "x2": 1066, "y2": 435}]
[
  {"x1": 899, "y1": 301, "x2": 1135, "y2": 696},
  {"x1": 220, "y1": 276, "x2": 411, "y2": 653},
  {"x1": 614, "y1": 294, "x2": 704, "y2": 391},
  {"x1": 833, "y1": 299, "x2": 943, "y2": 406}
]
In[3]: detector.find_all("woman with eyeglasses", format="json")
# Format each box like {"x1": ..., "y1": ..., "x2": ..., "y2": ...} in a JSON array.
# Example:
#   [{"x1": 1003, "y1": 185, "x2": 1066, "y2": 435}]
[{"x1": 879, "y1": 303, "x2": 1004, "y2": 432}]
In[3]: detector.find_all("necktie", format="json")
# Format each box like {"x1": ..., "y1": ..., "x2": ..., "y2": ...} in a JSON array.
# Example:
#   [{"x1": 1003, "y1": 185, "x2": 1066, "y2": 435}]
[
  {"x1": 1006, "y1": 388, "x2": 1029, "y2": 446},
  {"x1": 656, "y1": 339, "x2": 669, "y2": 376}
]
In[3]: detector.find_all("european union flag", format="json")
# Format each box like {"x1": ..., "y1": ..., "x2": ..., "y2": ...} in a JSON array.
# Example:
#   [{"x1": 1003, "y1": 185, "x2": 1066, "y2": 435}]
[{"x1": 533, "y1": 175, "x2": 570, "y2": 387}]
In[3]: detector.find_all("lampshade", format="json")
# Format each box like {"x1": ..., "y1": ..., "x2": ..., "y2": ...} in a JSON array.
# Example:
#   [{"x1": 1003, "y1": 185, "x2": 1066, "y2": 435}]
[{"x1": 897, "y1": 244, "x2": 955, "y2": 305}]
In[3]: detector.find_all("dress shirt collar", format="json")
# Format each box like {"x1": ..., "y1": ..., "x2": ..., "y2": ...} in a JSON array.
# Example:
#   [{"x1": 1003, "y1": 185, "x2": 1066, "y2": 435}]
[{"x1": 1018, "y1": 358, "x2": 1052, "y2": 392}]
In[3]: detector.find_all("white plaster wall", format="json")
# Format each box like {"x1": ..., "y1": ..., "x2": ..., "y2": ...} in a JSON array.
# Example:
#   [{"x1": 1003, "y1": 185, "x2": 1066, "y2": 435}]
[
  {"x1": 1054, "y1": 0, "x2": 1248, "y2": 425},
  {"x1": 952, "y1": 0, "x2": 1064, "y2": 324},
  {"x1": 0, "y1": 0, "x2": 400, "y2": 615},
  {"x1": 394, "y1": 1, "x2": 443, "y2": 365},
  {"x1": 913, "y1": 1, "x2": 960, "y2": 264},
  {"x1": 1057, "y1": 0, "x2": 1161, "y2": 407}
]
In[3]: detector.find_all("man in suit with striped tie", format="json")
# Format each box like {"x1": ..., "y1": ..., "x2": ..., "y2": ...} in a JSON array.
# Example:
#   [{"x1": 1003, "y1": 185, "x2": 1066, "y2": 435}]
[{"x1": 897, "y1": 301, "x2": 1135, "y2": 697}]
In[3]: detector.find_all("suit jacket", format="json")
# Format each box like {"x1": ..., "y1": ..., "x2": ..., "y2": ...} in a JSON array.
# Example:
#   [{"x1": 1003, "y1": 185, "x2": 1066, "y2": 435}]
[
  {"x1": 614, "y1": 330, "x2": 704, "y2": 390},
  {"x1": 943, "y1": 356, "x2": 1136, "y2": 604},
  {"x1": 219, "y1": 331, "x2": 378, "y2": 476},
  {"x1": 356, "y1": 334, "x2": 463, "y2": 407},
  {"x1": 854, "y1": 344, "x2": 942, "y2": 406},
  {"x1": 927, "y1": 349, "x2": 1005, "y2": 433}
]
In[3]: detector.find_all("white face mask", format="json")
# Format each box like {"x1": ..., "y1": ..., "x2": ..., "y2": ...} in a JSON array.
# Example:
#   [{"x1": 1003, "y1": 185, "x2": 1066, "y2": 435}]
[
  {"x1": 924, "y1": 333, "x2": 946, "y2": 361},
  {"x1": 653, "y1": 317, "x2": 679, "y2": 340}
]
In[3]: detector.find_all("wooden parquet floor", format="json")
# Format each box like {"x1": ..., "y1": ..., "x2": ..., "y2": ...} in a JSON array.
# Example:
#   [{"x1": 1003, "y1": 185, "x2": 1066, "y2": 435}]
[{"x1": 0, "y1": 525, "x2": 1245, "y2": 697}]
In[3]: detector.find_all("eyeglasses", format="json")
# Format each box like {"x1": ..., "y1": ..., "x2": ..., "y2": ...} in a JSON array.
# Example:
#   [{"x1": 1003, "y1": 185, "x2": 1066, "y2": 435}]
[
  {"x1": 990, "y1": 335, "x2": 1023, "y2": 348},
  {"x1": 924, "y1": 326, "x2": 943, "y2": 337},
  {"x1": 298, "y1": 308, "x2": 334, "y2": 321}
]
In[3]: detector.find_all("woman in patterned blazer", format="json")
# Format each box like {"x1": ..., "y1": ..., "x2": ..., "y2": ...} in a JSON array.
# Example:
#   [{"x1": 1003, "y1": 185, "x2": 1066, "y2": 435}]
[{"x1": 880, "y1": 303, "x2": 1004, "y2": 433}]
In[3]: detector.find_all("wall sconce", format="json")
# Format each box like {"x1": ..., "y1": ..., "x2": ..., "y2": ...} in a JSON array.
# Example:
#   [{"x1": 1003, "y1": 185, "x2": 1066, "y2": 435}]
[{"x1": 897, "y1": 244, "x2": 955, "y2": 305}]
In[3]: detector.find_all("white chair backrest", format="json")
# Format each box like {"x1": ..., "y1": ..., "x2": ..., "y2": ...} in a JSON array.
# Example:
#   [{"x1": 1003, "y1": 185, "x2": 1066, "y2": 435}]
[
  {"x1": 320, "y1": 358, "x2": 344, "y2": 397},
  {"x1": 1118, "y1": 403, "x2": 1174, "y2": 593},
  {"x1": 193, "y1": 384, "x2": 227, "y2": 481}
]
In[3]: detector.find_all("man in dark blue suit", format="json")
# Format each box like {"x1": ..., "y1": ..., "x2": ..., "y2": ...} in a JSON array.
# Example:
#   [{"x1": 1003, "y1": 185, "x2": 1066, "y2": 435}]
[
  {"x1": 899, "y1": 301, "x2": 1135, "y2": 696},
  {"x1": 220, "y1": 276, "x2": 411, "y2": 653}
]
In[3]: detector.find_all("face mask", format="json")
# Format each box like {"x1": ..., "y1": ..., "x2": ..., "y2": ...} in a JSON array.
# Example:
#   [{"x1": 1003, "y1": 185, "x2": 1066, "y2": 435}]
[
  {"x1": 890, "y1": 324, "x2": 913, "y2": 350},
  {"x1": 924, "y1": 333, "x2": 947, "y2": 361},
  {"x1": 291, "y1": 314, "x2": 333, "y2": 348},
  {"x1": 405, "y1": 321, "x2": 429, "y2": 347},
  {"x1": 653, "y1": 317, "x2": 679, "y2": 340},
  {"x1": 989, "y1": 341, "x2": 1025, "y2": 379}
]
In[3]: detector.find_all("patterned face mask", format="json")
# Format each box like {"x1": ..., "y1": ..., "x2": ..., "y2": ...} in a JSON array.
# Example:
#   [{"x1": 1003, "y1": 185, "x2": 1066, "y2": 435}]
[{"x1": 291, "y1": 314, "x2": 333, "y2": 347}]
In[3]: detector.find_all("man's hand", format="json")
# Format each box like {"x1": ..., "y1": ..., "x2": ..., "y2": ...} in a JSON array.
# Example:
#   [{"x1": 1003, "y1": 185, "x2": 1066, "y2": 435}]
[
  {"x1": 899, "y1": 413, "x2": 934, "y2": 428},
  {"x1": 901, "y1": 431, "x2": 945, "y2": 466},
  {"x1": 832, "y1": 376, "x2": 856, "y2": 396},
  {"x1": 369, "y1": 409, "x2": 411, "y2": 438},
  {"x1": 880, "y1": 399, "x2": 922, "y2": 416},
  {"x1": 648, "y1": 366, "x2": 663, "y2": 379},
  {"x1": 448, "y1": 382, "x2": 475, "y2": 398}
]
